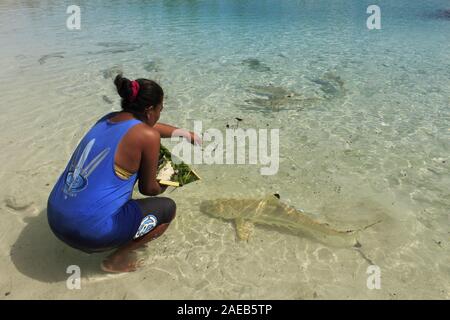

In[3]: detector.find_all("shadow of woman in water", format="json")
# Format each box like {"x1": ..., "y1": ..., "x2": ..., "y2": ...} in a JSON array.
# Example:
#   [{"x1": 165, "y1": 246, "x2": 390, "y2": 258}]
[{"x1": 10, "y1": 208, "x2": 108, "y2": 283}]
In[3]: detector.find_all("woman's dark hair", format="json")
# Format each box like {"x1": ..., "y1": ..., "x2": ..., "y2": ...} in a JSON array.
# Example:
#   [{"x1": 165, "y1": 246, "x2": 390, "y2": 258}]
[{"x1": 114, "y1": 74, "x2": 164, "y2": 113}]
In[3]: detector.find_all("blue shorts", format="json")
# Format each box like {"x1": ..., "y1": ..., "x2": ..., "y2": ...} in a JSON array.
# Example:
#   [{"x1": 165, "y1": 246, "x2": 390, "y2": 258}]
[{"x1": 48, "y1": 198, "x2": 176, "y2": 253}]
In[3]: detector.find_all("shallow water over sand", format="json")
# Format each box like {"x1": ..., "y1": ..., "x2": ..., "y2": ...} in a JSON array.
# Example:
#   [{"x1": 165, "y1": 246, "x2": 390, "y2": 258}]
[{"x1": 0, "y1": 0, "x2": 449, "y2": 299}]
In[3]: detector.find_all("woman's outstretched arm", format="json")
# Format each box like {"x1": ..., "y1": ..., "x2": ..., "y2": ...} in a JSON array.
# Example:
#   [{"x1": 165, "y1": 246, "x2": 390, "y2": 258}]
[{"x1": 153, "y1": 123, "x2": 202, "y2": 145}]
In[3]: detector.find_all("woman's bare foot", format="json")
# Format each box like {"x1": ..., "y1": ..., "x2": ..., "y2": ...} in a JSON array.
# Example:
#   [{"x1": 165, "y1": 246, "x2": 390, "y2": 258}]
[
  {"x1": 100, "y1": 223, "x2": 172, "y2": 273},
  {"x1": 101, "y1": 251, "x2": 144, "y2": 273}
]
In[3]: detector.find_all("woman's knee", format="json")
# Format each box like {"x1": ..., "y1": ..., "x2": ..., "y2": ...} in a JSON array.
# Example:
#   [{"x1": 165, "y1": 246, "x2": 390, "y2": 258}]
[
  {"x1": 163, "y1": 197, "x2": 176, "y2": 222},
  {"x1": 136, "y1": 196, "x2": 176, "y2": 224}
]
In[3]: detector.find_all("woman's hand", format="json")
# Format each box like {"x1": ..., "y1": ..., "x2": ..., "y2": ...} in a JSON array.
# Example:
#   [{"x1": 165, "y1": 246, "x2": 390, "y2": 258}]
[
  {"x1": 184, "y1": 131, "x2": 202, "y2": 146},
  {"x1": 153, "y1": 123, "x2": 202, "y2": 145}
]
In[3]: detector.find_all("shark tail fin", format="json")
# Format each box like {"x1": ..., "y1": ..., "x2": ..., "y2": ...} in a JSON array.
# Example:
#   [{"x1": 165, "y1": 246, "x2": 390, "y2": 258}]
[
  {"x1": 359, "y1": 219, "x2": 383, "y2": 231},
  {"x1": 351, "y1": 219, "x2": 383, "y2": 248}
]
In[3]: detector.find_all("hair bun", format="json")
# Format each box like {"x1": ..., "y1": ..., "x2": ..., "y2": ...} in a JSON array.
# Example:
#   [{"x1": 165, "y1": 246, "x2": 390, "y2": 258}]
[
  {"x1": 114, "y1": 77, "x2": 164, "y2": 113},
  {"x1": 114, "y1": 74, "x2": 133, "y2": 100}
]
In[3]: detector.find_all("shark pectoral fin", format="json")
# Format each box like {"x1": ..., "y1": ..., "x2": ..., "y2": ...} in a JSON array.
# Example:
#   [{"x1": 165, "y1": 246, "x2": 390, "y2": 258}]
[{"x1": 235, "y1": 218, "x2": 254, "y2": 242}]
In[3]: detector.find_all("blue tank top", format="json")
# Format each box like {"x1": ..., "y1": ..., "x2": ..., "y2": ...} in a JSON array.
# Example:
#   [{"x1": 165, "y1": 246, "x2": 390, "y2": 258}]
[{"x1": 47, "y1": 113, "x2": 142, "y2": 236}]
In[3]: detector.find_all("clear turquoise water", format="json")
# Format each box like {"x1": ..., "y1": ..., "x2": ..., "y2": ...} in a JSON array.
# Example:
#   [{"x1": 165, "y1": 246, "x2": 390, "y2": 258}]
[{"x1": 0, "y1": 0, "x2": 448, "y2": 299}]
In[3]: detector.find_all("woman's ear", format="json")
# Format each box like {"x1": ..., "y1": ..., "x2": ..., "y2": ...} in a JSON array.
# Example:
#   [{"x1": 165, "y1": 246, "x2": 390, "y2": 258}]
[{"x1": 144, "y1": 106, "x2": 152, "y2": 116}]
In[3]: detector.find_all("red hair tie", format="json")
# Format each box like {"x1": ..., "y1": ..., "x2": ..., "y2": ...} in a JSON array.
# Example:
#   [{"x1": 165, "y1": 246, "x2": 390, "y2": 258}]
[{"x1": 130, "y1": 80, "x2": 140, "y2": 102}]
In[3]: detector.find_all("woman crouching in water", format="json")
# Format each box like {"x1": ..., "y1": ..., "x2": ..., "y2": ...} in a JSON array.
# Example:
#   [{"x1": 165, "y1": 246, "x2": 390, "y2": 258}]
[{"x1": 47, "y1": 75, "x2": 201, "y2": 273}]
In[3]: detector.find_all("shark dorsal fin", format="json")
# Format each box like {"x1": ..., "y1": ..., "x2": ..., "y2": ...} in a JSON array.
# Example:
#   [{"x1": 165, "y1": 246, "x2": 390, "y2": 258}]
[{"x1": 261, "y1": 194, "x2": 282, "y2": 207}]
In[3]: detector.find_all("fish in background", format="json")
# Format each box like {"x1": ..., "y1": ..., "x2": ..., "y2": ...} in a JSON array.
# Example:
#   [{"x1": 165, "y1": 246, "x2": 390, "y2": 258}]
[
  {"x1": 425, "y1": 9, "x2": 450, "y2": 20},
  {"x1": 38, "y1": 52, "x2": 65, "y2": 65}
]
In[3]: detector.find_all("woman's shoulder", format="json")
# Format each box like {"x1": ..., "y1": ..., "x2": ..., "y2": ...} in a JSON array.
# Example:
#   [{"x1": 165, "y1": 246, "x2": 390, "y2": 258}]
[
  {"x1": 129, "y1": 122, "x2": 160, "y2": 141},
  {"x1": 120, "y1": 122, "x2": 159, "y2": 153}
]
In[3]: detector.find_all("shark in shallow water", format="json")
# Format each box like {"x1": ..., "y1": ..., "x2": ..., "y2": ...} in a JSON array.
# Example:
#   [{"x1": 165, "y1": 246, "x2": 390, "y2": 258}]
[
  {"x1": 311, "y1": 71, "x2": 346, "y2": 99},
  {"x1": 200, "y1": 195, "x2": 381, "y2": 248},
  {"x1": 244, "y1": 85, "x2": 321, "y2": 112}
]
